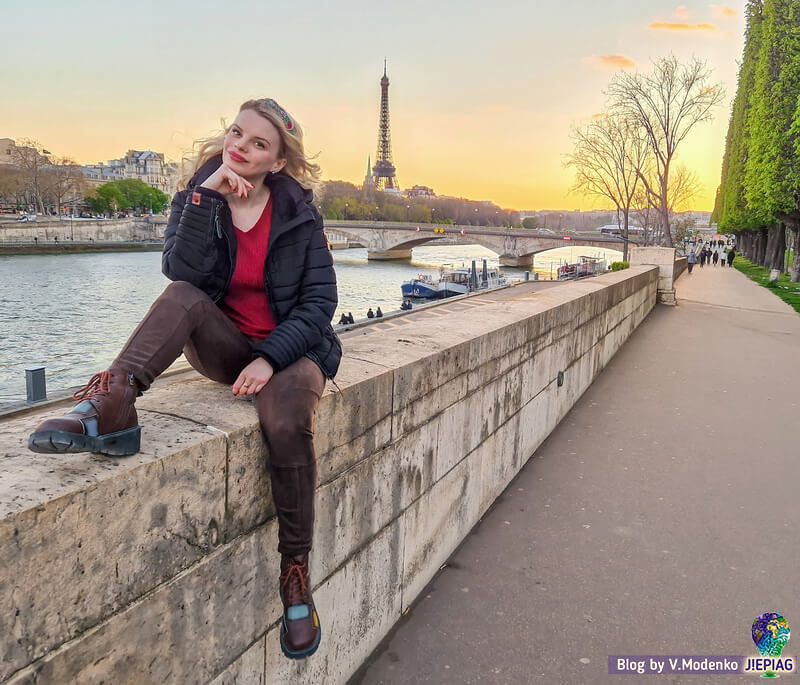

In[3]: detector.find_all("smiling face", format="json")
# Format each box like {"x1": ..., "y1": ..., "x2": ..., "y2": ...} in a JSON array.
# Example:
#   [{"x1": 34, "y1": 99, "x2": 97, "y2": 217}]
[{"x1": 222, "y1": 108, "x2": 287, "y2": 178}]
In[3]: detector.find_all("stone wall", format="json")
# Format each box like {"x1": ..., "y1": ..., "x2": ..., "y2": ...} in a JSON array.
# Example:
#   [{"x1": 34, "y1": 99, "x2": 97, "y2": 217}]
[
  {"x1": 630, "y1": 247, "x2": 679, "y2": 305},
  {"x1": 0, "y1": 266, "x2": 659, "y2": 684},
  {"x1": 674, "y1": 256, "x2": 688, "y2": 281},
  {"x1": 0, "y1": 218, "x2": 163, "y2": 243}
]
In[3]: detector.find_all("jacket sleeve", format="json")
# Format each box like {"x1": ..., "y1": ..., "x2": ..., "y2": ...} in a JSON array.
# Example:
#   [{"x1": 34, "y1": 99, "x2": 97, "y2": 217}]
[
  {"x1": 253, "y1": 214, "x2": 338, "y2": 371},
  {"x1": 162, "y1": 186, "x2": 227, "y2": 288}
]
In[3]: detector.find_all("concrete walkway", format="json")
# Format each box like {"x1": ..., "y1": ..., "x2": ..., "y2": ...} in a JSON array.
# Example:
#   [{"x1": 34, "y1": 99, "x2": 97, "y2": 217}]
[{"x1": 351, "y1": 265, "x2": 800, "y2": 684}]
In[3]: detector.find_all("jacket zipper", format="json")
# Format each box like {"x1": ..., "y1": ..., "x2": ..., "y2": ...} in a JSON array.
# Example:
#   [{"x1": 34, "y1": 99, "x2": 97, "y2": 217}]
[{"x1": 213, "y1": 203, "x2": 235, "y2": 303}]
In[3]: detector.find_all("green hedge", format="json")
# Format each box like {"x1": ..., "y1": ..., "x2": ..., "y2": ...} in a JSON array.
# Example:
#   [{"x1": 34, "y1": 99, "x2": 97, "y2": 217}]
[{"x1": 610, "y1": 261, "x2": 630, "y2": 272}]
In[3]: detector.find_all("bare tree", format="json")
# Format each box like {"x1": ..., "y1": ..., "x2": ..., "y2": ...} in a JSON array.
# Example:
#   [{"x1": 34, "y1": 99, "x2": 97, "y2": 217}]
[
  {"x1": 41, "y1": 157, "x2": 87, "y2": 215},
  {"x1": 10, "y1": 138, "x2": 52, "y2": 214},
  {"x1": 608, "y1": 55, "x2": 725, "y2": 247},
  {"x1": 0, "y1": 165, "x2": 25, "y2": 207},
  {"x1": 667, "y1": 165, "x2": 701, "y2": 214},
  {"x1": 565, "y1": 113, "x2": 650, "y2": 261},
  {"x1": 631, "y1": 164, "x2": 701, "y2": 247}
]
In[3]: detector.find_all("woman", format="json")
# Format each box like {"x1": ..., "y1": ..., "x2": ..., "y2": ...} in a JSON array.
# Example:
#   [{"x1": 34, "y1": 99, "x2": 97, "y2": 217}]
[
  {"x1": 27, "y1": 98, "x2": 341, "y2": 660},
  {"x1": 687, "y1": 249, "x2": 696, "y2": 274}
]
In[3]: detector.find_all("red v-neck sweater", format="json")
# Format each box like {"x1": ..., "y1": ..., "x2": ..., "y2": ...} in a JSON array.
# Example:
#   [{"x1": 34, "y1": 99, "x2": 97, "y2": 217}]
[{"x1": 219, "y1": 196, "x2": 276, "y2": 339}]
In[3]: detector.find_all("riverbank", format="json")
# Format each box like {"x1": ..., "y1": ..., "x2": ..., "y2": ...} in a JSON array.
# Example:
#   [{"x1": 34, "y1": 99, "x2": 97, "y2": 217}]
[
  {"x1": 0, "y1": 241, "x2": 163, "y2": 255},
  {"x1": 733, "y1": 256, "x2": 800, "y2": 314}
]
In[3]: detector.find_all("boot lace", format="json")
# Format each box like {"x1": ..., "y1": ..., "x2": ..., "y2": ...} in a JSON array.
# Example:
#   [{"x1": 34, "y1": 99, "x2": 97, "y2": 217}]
[
  {"x1": 72, "y1": 371, "x2": 112, "y2": 401},
  {"x1": 281, "y1": 561, "x2": 309, "y2": 606}
]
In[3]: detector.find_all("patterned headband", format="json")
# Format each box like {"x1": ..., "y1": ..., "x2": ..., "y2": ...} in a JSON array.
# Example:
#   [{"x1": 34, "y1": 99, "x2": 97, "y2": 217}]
[{"x1": 262, "y1": 99, "x2": 298, "y2": 137}]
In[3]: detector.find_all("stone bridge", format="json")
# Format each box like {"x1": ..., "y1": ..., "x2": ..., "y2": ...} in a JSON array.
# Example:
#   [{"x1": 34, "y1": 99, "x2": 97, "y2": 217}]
[{"x1": 324, "y1": 221, "x2": 631, "y2": 266}]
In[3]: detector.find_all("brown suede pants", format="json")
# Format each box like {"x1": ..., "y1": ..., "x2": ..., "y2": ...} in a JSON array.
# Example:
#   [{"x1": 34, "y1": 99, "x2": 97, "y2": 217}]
[{"x1": 114, "y1": 280, "x2": 326, "y2": 557}]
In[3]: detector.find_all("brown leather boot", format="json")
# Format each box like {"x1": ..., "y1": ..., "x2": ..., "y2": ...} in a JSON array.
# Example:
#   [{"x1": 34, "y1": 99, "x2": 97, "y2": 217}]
[
  {"x1": 279, "y1": 553, "x2": 321, "y2": 659},
  {"x1": 28, "y1": 367, "x2": 141, "y2": 457}
]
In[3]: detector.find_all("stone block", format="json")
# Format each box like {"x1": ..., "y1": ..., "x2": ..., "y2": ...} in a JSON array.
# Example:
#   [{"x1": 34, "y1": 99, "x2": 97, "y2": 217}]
[
  {"x1": 0, "y1": 413, "x2": 226, "y2": 680},
  {"x1": 312, "y1": 361, "x2": 394, "y2": 466},
  {"x1": 315, "y1": 367, "x2": 394, "y2": 486},
  {"x1": 517, "y1": 381, "x2": 557, "y2": 463},
  {"x1": 479, "y1": 413, "x2": 522, "y2": 514},
  {"x1": 210, "y1": 638, "x2": 265, "y2": 685},
  {"x1": 434, "y1": 384, "x2": 491, "y2": 480},
  {"x1": 224, "y1": 424, "x2": 273, "y2": 542},
  {"x1": 392, "y1": 371, "x2": 468, "y2": 439},
  {"x1": 8, "y1": 520, "x2": 282, "y2": 685},
  {"x1": 400, "y1": 449, "x2": 482, "y2": 611},
  {"x1": 262, "y1": 519, "x2": 405, "y2": 684}
]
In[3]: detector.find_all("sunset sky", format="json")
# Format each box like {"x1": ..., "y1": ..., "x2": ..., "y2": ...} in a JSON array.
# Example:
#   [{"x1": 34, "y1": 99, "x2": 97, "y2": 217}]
[{"x1": 2, "y1": 1, "x2": 746, "y2": 211}]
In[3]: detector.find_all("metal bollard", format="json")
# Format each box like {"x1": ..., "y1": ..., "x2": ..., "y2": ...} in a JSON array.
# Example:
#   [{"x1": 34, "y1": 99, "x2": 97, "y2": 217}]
[
  {"x1": 525, "y1": 271, "x2": 530, "y2": 281},
  {"x1": 26, "y1": 367, "x2": 47, "y2": 402}
]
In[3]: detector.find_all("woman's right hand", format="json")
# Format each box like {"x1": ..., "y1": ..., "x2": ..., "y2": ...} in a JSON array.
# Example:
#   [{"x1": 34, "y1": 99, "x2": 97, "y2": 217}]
[{"x1": 199, "y1": 163, "x2": 254, "y2": 199}]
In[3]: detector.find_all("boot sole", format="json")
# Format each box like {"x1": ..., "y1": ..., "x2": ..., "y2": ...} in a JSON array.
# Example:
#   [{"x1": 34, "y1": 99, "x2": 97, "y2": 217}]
[
  {"x1": 280, "y1": 609, "x2": 322, "y2": 660},
  {"x1": 28, "y1": 426, "x2": 141, "y2": 457}
]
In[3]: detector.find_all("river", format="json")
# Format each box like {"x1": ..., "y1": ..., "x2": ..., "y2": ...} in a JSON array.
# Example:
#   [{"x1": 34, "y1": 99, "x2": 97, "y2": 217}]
[{"x1": 0, "y1": 244, "x2": 621, "y2": 408}]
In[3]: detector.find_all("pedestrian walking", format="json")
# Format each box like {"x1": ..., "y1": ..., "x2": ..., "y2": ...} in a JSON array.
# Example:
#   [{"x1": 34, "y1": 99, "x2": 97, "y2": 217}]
[
  {"x1": 687, "y1": 249, "x2": 697, "y2": 274},
  {"x1": 727, "y1": 248, "x2": 736, "y2": 267},
  {"x1": 712, "y1": 250, "x2": 719, "y2": 266},
  {"x1": 27, "y1": 98, "x2": 340, "y2": 661}
]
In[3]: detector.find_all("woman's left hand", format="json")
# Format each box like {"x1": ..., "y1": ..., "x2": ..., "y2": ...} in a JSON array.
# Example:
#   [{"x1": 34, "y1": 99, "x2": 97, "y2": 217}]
[{"x1": 232, "y1": 358, "x2": 274, "y2": 395}]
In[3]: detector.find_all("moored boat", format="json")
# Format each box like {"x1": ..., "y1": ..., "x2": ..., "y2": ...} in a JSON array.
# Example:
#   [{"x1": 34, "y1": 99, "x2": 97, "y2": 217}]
[
  {"x1": 401, "y1": 260, "x2": 508, "y2": 300},
  {"x1": 557, "y1": 256, "x2": 606, "y2": 281}
]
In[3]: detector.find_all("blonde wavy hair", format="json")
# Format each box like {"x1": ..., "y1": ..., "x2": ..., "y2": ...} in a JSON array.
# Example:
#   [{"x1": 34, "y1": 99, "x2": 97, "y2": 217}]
[{"x1": 180, "y1": 98, "x2": 321, "y2": 193}]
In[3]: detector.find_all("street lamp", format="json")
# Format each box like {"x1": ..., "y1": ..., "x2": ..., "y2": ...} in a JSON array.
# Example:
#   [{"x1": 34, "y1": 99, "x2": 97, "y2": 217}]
[
  {"x1": 406, "y1": 205, "x2": 410, "y2": 222},
  {"x1": 344, "y1": 202, "x2": 349, "y2": 220}
]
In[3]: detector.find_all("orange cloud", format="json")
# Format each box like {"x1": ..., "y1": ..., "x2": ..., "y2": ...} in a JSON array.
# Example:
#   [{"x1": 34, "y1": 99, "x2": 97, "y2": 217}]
[
  {"x1": 581, "y1": 55, "x2": 636, "y2": 70},
  {"x1": 710, "y1": 4, "x2": 737, "y2": 19},
  {"x1": 676, "y1": 5, "x2": 689, "y2": 19},
  {"x1": 648, "y1": 21, "x2": 718, "y2": 31},
  {"x1": 488, "y1": 105, "x2": 508, "y2": 113}
]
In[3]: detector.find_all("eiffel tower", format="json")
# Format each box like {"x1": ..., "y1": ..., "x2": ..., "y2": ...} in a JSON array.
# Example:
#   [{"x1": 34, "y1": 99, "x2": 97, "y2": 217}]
[{"x1": 372, "y1": 61, "x2": 399, "y2": 191}]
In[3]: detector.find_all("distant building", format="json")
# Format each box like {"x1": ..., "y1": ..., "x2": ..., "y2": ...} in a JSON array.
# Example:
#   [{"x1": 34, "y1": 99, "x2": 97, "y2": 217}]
[
  {"x1": 362, "y1": 156, "x2": 376, "y2": 191},
  {"x1": 0, "y1": 138, "x2": 15, "y2": 165},
  {"x1": 675, "y1": 211, "x2": 712, "y2": 228},
  {"x1": 406, "y1": 185, "x2": 435, "y2": 199},
  {"x1": 82, "y1": 149, "x2": 179, "y2": 195},
  {"x1": 0, "y1": 138, "x2": 51, "y2": 166},
  {"x1": 83, "y1": 160, "x2": 126, "y2": 185}
]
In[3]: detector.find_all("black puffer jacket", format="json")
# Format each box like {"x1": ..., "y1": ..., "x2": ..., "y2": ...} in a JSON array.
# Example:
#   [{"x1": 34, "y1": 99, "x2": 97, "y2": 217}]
[{"x1": 162, "y1": 155, "x2": 342, "y2": 379}]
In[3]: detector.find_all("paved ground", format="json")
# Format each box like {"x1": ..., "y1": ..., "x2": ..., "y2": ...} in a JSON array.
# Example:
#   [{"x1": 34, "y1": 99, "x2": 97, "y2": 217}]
[{"x1": 351, "y1": 264, "x2": 800, "y2": 684}]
